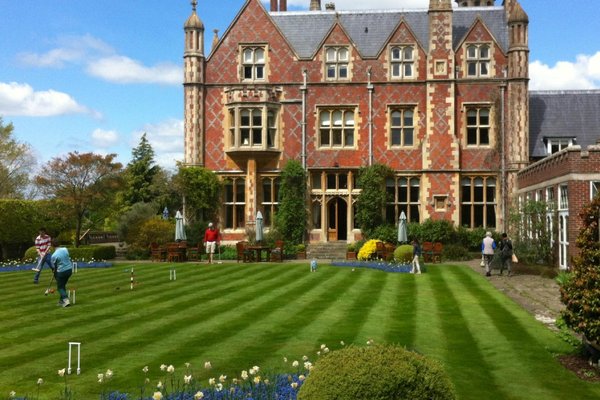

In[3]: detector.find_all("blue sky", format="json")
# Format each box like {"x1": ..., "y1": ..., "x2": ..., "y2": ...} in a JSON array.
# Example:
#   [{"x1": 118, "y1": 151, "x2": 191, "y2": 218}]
[{"x1": 1, "y1": 0, "x2": 599, "y2": 171}]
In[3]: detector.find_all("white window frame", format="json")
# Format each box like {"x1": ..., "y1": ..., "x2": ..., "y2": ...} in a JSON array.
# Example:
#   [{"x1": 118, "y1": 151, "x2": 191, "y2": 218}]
[
  {"x1": 389, "y1": 107, "x2": 416, "y2": 147},
  {"x1": 228, "y1": 107, "x2": 278, "y2": 149},
  {"x1": 590, "y1": 181, "x2": 599, "y2": 200},
  {"x1": 557, "y1": 184, "x2": 569, "y2": 270},
  {"x1": 546, "y1": 138, "x2": 574, "y2": 155},
  {"x1": 390, "y1": 45, "x2": 415, "y2": 79},
  {"x1": 241, "y1": 46, "x2": 266, "y2": 82},
  {"x1": 318, "y1": 108, "x2": 356, "y2": 148},
  {"x1": 325, "y1": 46, "x2": 349, "y2": 81},
  {"x1": 466, "y1": 43, "x2": 491, "y2": 77}
]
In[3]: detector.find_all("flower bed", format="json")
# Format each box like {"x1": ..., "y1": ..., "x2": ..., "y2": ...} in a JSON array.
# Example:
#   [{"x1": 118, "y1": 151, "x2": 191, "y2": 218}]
[
  {"x1": 331, "y1": 260, "x2": 413, "y2": 273},
  {"x1": 0, "y1": 261, "x2": 112, "y2": 272}
]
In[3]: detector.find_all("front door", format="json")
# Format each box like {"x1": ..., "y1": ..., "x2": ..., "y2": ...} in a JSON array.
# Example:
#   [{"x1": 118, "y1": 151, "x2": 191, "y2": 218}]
[{"x1": 327, "y1": 197, "x2": 347, "y2": 241}]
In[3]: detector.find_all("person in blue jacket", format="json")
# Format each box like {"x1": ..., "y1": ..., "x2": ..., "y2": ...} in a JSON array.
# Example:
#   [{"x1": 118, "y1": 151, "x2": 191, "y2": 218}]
[{"x1": 50, "y1": 239, "x2": 73, "y2": 307}]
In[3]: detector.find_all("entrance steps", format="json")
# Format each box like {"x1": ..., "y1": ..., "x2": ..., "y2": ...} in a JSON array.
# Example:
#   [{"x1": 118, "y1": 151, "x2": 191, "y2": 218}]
[{"x1": 307, "y1": 242, "x2": 348, "y2": 260}]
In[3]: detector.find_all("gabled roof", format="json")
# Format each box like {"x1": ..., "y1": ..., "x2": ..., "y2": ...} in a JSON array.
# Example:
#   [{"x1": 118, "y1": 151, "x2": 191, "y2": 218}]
[
  {"x1": 529, "y1": 90, "x2": 600, "y2": 157},
  {"x1": 270, "y1": 7, "x2": 507, "y2": 59}
]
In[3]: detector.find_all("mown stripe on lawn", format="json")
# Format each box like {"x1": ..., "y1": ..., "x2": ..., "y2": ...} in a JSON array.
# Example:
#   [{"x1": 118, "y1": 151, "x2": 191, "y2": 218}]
[
  {"x1": 383, "y1": 273, "x2": 416, "y2": 345},
  {"x1": 449, "y1": 266, "x2": 600, "y2": 400},
  {"x1": 0, "y1": 263, "x2": 305, "y2": 385},
  {"x1": 429, "y1": 266, "x2": 510, "y2": 399}
]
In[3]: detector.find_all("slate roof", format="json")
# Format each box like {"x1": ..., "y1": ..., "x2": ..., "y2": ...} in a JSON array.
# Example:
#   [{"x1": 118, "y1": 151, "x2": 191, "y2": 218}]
[
  {"x1": 270, "y1": 7, "x2": 508, "y2": 59},
  {"x1": 529, "y1": 91, "x2": 600, "y2": 158}
]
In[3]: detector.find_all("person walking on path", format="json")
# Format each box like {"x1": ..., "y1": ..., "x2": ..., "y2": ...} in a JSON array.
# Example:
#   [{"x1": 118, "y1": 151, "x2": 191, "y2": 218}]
[
  {"x1": 50, "y1": 239, "x2": 73, "y2": 307},
  {"x1": 481, "y1": 231, "x2": 496, "y2": 277},
  {"x1": 203, "y1": 222, "x2": 221, "y2": 264},
  {"x1": 499, "y1": 232, "x2": 514, "y2": 276},
  {"x1": 32, "y1": 227, "x2": 53, "y2": 284},
  {"x1": 411, "y1": 239, "x2": 422, "y2": 274}
]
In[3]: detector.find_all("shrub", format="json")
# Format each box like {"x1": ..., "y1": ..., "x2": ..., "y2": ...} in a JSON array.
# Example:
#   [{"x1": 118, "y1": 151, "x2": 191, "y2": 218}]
[
  {"x1": 394, "y1": 244, "x2": 413, "y2": 263},
  {"x1": 357, "y1": 239, "x2": 380, "y2": 261},
  {"x1": 131, "y1": 217, "x2": 174, "y2": 249},
  {"x1": 455, "y1": 226, "x2": 487, "y2": 251},
  {"x1": 442, "y1": 243, "x2": 472, "y2": 261},
  {"x1": 559, "y1": 194, "x2": 600, "y2": 343},
  {"x1": 370, "y1": 224, "x2": 398, "y2": 244},
  {"x1": 297, "y1": 344, "x2": 456, "y2": 400},
  {"x1": 24, "y1": 245, "x2": 115, "y2": 262}
]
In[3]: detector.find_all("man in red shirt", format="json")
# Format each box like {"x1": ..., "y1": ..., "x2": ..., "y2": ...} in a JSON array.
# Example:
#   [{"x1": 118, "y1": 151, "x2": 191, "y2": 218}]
[
  {"x1": 32, "y1": 227, "x2": 53, "y2": 284},
  {"x1": 203, "y1": 222, "x2": 221, "y2": 264}
]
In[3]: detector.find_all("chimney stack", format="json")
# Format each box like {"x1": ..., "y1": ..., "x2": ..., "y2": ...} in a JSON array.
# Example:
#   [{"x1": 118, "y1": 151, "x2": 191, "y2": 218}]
[
  {"x1": 270, "y1": 0, "x2": 277, "y2": 11},
  {"x1": 310, "y1": 0, "x2": 321, "y2": 11},
  {"x1": 325, "y1": 2, "x2": 335, "y2": 10},
  {"x1": 280, "y1": 0, "x2": 287, "y2": 11}
]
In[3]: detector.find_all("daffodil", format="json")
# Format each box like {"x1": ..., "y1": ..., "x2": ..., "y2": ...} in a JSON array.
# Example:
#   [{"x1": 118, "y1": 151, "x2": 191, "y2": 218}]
[
  {"x1": 58, "y1": 368, "x2": 66, "y2": 377},
  {"x1": 37, "y1": 378, "x2": 43, "y2": 385},
  {"x1": 167, "y1": 365, "x2": 175, "y2": 374},
  {"x1": 143, "y1": 366, "x2": 149, "y2": 373},
  {"x1": 184, "y1": 374, "x2": 192, "y2": 384},
  {"x1": 219, "y1": 374, "x2": 227, "y2": 382},
  {"x1": 194, "y1": 392, "x2": 204, "y2": 400},
  {"x1": 204, "y1": 361, "x2": 212, "y2": 369},
  {"x1": 152, "y1": 391, "x2": 163, "y2": 400}
]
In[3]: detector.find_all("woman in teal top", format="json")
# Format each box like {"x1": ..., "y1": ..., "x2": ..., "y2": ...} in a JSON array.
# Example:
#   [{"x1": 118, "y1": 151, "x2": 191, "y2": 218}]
[{"x1": 50, "y1": 239, "x2": 73, "y2": 307}]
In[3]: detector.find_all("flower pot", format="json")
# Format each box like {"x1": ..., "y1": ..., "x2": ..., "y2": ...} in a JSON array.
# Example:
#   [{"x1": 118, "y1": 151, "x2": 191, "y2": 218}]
[
  {"x1": 296, "y1": 251, "x2": 306, "y2": 260},
  {"x1": 346, "y1": 251, "x2": 357, "y2": 260}
]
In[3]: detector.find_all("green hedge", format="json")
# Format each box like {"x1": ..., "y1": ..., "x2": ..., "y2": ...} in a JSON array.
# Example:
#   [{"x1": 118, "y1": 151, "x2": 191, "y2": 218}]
[
  {"x1": 297, "y1": 344, "x2": 456, "y2": 400},
  {"x1": 24, "y1": 245, "x2": 116, "y2": 262}
]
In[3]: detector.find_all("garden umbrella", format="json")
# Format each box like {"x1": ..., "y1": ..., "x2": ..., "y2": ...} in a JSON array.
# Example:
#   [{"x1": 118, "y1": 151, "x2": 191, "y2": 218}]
[
  {"x1": 255, "y1": 211, "x2": 264, "y2": 243},
  {"x1": 175, "y1": 210, "x2": 186, "y2": 241},
  {"x1": 398, "y1": 211, "x2": 408, "y2": 243}
]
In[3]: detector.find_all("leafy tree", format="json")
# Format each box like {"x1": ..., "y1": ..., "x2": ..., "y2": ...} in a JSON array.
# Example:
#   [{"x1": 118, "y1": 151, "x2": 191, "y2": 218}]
[
  {"x1": 35, "y1": 152, "x2": 123, "y2": 247},
  {"x1": 116, "y1": 202, "x2": 158, "y2": 244},
  {"x1": 174, "y1": 165, "x2": 222, "y2": 224},
  {"x1": 559, "y1": 194, "x2": 600, "y2": 343},
  {"x1": 275, "y1": 160, "x2": 307, "y2": 245},
  {"x1": 122, "y1": 133, "x2": 161, "y2": 207},
  {"x1": 508, "y1": 199, "x2": 554, "y2": 265},
  {"x1": 0, "y1": 200, "x2": 39, "y2": 259},
  {"x1": 0, "y1": 118, "x2": 36, "y2": 198},
  {"x1": 355, "y1": 164, "x2": 394, "y2": 238}
]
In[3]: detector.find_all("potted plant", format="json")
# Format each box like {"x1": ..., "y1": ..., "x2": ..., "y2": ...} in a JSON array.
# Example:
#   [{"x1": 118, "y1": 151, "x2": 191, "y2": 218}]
[
  {"x1": 346, "y1": 243, "x2": 357, "y2": 260},
  {"x1": 296, "y1": 243, "x2": 307, "y2": 260}
]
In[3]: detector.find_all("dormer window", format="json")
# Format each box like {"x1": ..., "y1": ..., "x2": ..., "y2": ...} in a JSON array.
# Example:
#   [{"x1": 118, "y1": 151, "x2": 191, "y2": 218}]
[
  {"x1": 546, "y1": 138, "x2": 574, "y2": 155},
  {"x1": 242, "y1": 46, "x2": 266, "y2": 81},
  {"x1": 325, "y1": 46, "x2": 349, "y2": 80},
  {"x1": 390, "y1": 45, "x2": 415, "y2": 79},
  {"x1": 466, "y1": 44, "x2": 490, "y2": 77}
]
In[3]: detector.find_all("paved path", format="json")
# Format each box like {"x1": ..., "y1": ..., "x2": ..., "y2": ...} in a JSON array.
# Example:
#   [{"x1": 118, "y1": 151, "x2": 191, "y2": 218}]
[{"x1": 461, "y1": 259, "x2": 564, "y2": 330}]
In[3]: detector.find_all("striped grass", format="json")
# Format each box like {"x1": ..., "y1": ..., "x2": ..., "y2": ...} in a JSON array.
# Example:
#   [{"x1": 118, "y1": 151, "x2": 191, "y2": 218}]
[{"x1": 0, "y1": 262, "x2": 598, "y2": 399}]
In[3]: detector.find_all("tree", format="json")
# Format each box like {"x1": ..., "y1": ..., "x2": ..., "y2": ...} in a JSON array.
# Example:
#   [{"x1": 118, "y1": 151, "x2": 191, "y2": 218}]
[
  {"x1": 275, "y1": 160, "x2": 307, "y2": 245},
  {"x1": 122, "y1": 133, "x2": 161, "y2": 207},
  {"x1": 0, "y1": 118, "x2": 36, "y2": 198},
  {"x1": 355, "y1": 164, "x2": 394, "y2": 238},
  {"x1": 559, "y1": 194, "x2": 600, "y2": 343},
  {"x1": 174, "y1": 165, "x2": 221, "y2": 224},
  {"x1": 35, "y1": 152, "x2": 123, "y2": 247},
  {"x1": 508, "y1": 199, "x2": 555, "y2": 265}
]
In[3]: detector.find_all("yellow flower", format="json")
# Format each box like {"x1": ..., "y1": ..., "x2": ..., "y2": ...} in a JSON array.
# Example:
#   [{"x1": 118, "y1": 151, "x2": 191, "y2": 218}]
[
  {"x1": 152, "y1": 391, "x2": 163, "y2": 400},
  {"x1": 241, "y1": 370, "x2": 248, "y2": 380},
  {"x1": 357, "y1": 239, "x2": 381, "y2": 260},
  {"x1": 291, "y1": 382, "x2": 298, "y2": 389},
  {"x1": 253, "y1": 376, "x2": 261, "y2": 384}
]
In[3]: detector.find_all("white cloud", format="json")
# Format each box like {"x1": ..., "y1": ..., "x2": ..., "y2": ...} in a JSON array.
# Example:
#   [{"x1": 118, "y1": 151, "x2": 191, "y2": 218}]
[
  {"x1": 91, "y1": 128, "x2": 120, "y2": 148},
  {"x1": 0, "y1": 81, "x2": 92, "y2": 117},
  {"x1": 530, "y1": 52, "x2": 600, "y2": 90},
  {"x1": 18, "y1": 34, "x2": 181, "y2": 85},
  {"x1": 132, "y1": 119, "x2": 184, "y2": 169},
  {"x1": 87, "y1": 56, "x2": 181, "y2": 85}
]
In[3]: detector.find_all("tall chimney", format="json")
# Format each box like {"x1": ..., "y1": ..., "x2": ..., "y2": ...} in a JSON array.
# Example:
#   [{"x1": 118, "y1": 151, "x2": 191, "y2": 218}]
[
  {"x1": 310, "y1": 0, "x2": 321, "y2": 11},
  {"x1": 270, "y1": 0, "x2": 277, "y2": 11},
  {"x1": 325, "y1": 2, "x2": 335, "y2": 10},
  {"x1": 279, "y1": 0, "x2": 287, "y2": 11}
]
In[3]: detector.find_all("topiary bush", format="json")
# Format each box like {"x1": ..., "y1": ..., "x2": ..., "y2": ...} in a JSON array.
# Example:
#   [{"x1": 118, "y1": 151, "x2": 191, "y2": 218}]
[
  {"x1": 297, "y1": 344, "x2": 456, "y2": 400},
  {"x1": 394, "y1": 244, "x2": 413, "y2": 263}
]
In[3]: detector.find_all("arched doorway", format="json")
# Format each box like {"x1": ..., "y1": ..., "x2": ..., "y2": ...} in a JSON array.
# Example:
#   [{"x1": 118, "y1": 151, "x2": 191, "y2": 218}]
[{"x1": 327, "y1": 197, "x2": 347, "y2": 241}]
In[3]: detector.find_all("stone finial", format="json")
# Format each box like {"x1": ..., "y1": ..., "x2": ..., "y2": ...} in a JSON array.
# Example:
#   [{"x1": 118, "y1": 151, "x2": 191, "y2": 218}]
[
  {"x1": 310, "y1": 0, "x2": 321, "y2": 11},
  {"x1": 325, "y1": 2, "x2": 335, "y2": 10},
  {"x1": 191, "y1": 0, "x2": 197, "y2": 12},
  {"x1": 212, "y1": 29, "x2": 219, "y2": 50}
]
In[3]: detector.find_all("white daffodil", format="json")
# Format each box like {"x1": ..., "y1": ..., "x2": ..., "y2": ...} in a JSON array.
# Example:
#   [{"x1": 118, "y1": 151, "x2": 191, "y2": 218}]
[
  {"x1": 204, "y1": 361, "x2": 212, "y2": 370},
  {"x1": 340, "y1": 340, "x2": 346, "y2": 346},
  {"x1": 302, "y1": 355, "x2": 308, "y2": 361},
  {"x1": 291, "y1": 382, "x2": 298, "y2": 389},
  {"x1": 216, "y1": 383, "x2": 223, "y2": 392},
  {"x1": 304, "y1": 361, "x2": 313, "y2": 370},
  {"x1": 185, "y1": 362, "x2": 191, "y2": 368},
  {"x1": 324, "y1": 347, "x2": 330, "y2": 353},
  {"x1": 156, "y1": 381, "x2": 163, "y2": 389},
  {"x1": 219, "y1": 374, "x2": 227, "y2": 383},
  {"x1": 143, "y1": 366, "x2": 149, "y2": 373},
  {"x1": 152, "y1": 392, "x2": 163, "y2": 400},
  {"x1": 37, "y1": 378, "x2": 43, "y2": 385},
  {"x1": 184, "y1": 374, "x2": 192, "y2": 384},
  {"x1": 105, "y1": 369, "x2": 113, "y2": 379},
  {"x1": 160, "y1": 364, "x2": 167, "y2": 371},
  {"x1": 9, "y1": 391, "x2": 16, "y2": 398},
  {"x1": 283, "y1": 357, "x2": 288, "y2": 363},
  {"x1": 292, "y1": 360, "x2": 299, "y2": 367},
  {"x1": 253, "y1": 376, "x2": 261, "y2": 384},
  {"x1": 208, "y1": 377, "x2": 216, "y2": 386},
  {"x1": 194, "y1": 391, "x2": 204, "y2": 400},
  {"x1": 167, "y1": 365, "x2": 175, "y2": 374},
  {"x1": 320, "y1": 344, "x2": 326, "y2": 349},
  {"x1": 241, "y1": 370, "x2": 249, "y2": 380},
  {"x1": 299, "y1": 374, "x2": 306, "y2": 381},
  {"x1": 98, "y1": 373, "x2": 104, "y2": 383},
  {"x1": 58, "y1": 369, "x2": 66, "y2": 377}
]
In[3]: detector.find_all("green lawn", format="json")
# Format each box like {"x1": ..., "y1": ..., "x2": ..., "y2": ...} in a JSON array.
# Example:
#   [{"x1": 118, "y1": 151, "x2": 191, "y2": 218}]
[{"x1": 1, "y1": 262, "x2": 598, "y2": 399}]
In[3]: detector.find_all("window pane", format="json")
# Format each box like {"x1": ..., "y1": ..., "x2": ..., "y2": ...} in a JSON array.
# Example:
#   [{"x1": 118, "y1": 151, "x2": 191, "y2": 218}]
[
  {"x1": 409, "y1": 182, "x2": 419, "y2": 202},
  {"x1": 404, "y1": 110, "x2": 413, "y2": 126},
  {"x1": 467, "y1": 127, "x2": 478, "y2": 145},
  {"x1": 241, "y1": 129, "x2": 250, "y2": 145},
  {"x1": 225, "y1": 182, "x2": 234, "y2": 202},
  {"x1": 344, "y1": 111, "x2": 354, "y2": 126},
  {"x1": 252, "y1": 128, "x2": 261, "y2": 145},
  {"x1": 467, "y1": 62, "x2": 477, "y2": 76},
  {"x1": 479, "y1": 109, "x2": 489, "y2": 125},
  {"x1": 404, "y1": 128, "x2": 414, "y2": 146},
  {"x1": 338, "y1": 48, "x2": 348, "y2": 61},
  {"x1": 327, "y1": 174, "x2": 336, "y2": 189},
  {"x1": 386, "y1": 178, "x2": 395, "y2": 197},
  {"x1": 339, "y1": 65, "x2": 348, "y2": 78},
  {"x1": 255, "y1": 66, "x2": 264, "y2": 79},
  {"x1": 486, "y1": 205, "x2": 496, "y2": 228},
  {"x1": 410, "y1": 205, "x2": 420, "y2": 223},
  {"x1": 474, "y1": 205, "x2": 484, "y2": 227},
  {"x1": 235, "y1": 205, "x2": 245, "y2": 228},
  {"x1": 480, "y1": 127, "x2": 489, "y2": 145},
  {"x1": 392, "y1": 63, "x2": 401, "y2": 77},
  {"x1": 391, "y1": 128, "x2": 401, "y2": 146},
  {"x1": 344, "y1": 129, "x2": 354, "y2": 146},
  {"x1": 252, "y1": 112, "x2": 261, "y2": 127},
  {"x1": 263, "y1": 179, "x2": 272, "y2": 202},
  {"x1": 244, "y1": 66, "x2": 253, "y2": 79},
  {"x1": 403, "y1": 47, "x2": 413, "y2": 60},
  {"x1": 320, "y1": 112, "x2": 330, "y2": 127},
  {"x1": 467, "y1": 110, "x2": 477, "y2": 125},
  {"x1": 243, "y1": 49, "x2": 253, "y2": 63},
  {"x1": 255, "y1": 48, "x2": 265, "y2": 62},
  {"x1": 392, "y1": 47, "x2": 401, "y2": 60},
  {"x1": 320, "y1": 128, "x2": 330, "y2": 145},
  {"x1": 391, "y1": 111, "x2": 401, "y2": 126},
  {"x1": 312, "y1": 201, "x2": 322, "y2": 228},
  {"x1": 461, "y1": 205, "x2": 471, "y2": 227},
  {"x1": 333, "y1": 111, "x2": 343, "y2": 126},
  {"x1": 404, "y1": 63, "x2": 413, "y2": 77},
  {"x1": 480, "y1": 45, "x2": 489, "y2": 59},
  {"x1": 467, "y1": 45, "x2": 477, "y2": 58},
  {"x1": 333, "y1": 129, "x2": 342, "y2": 145},
  {"x1": 327, "y1": 65, "x2": 336, "y2": 78},
  {"x1": 236, "y1": 179, "x2": 245, "y2": 202},
  {"x1": 312, "y1": 172, "x2": 322, "y2": 190},
  {"x1": 241, "y1": 110, "x2": 250, "y2": 126},
  {"x1": 480, "y1": 62, "x2": 488, "y2": 75},
  {"x1": 339, "y1": 174, "x2": 348, "y2": 189}
]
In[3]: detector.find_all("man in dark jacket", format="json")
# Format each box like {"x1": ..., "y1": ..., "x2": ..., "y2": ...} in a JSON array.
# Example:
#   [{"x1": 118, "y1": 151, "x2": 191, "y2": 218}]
[{"x1": 499, "y1": 233, "x2": 513, "y2": 276}]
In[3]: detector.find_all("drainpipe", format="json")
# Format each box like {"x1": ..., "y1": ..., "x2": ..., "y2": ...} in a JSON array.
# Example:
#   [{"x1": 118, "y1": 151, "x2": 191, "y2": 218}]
[
  {"x1": 500, "y1": 72, "x2": 507, "y2": 231},
  {"x1": 301, "y1": 69, "x2": 308, "y2": 170},
  {"x1": 367, "y1": 66, "x2": 374, "y2": 166}
]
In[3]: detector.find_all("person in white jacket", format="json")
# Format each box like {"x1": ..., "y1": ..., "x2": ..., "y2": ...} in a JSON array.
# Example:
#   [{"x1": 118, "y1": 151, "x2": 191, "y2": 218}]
[{"x1": 481, "y1": 231, "x2": 496, "y2": 277}]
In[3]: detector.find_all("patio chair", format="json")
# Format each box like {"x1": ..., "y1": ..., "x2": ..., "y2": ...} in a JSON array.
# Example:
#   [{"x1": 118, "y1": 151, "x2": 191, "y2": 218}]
[
  {"x1": 236, "y1": 241, "x2": 253, "y2": 263},
  {"x1": 422, "y1": 241, "x2": 434, "y2": 262},
  {"x1": 150, "y1": 242, "x2": 166, "y2": 262},
  {"x1": 432, "y1": 242, "x2": 443, "y2": 263},
  {"x1": 270, "y1": 240, "x2": 284, "y2": 262},
  {"x1": 167, "y1": 243, "x2": 183, "y2": 262},
  {"x1": 187, "y1": 244, "x2": 202, "y2": 262}
]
